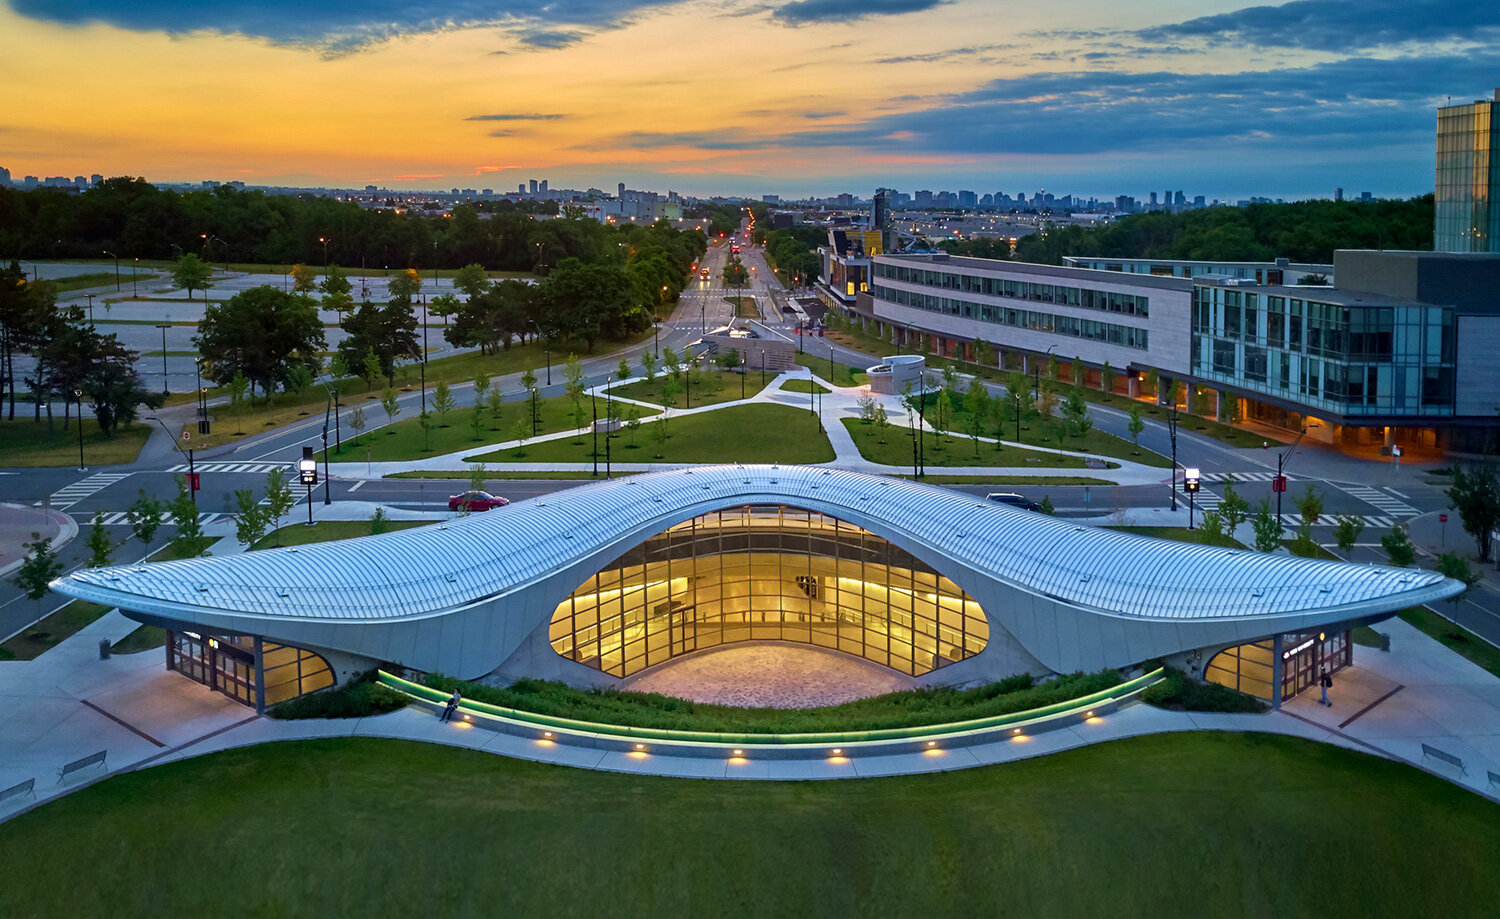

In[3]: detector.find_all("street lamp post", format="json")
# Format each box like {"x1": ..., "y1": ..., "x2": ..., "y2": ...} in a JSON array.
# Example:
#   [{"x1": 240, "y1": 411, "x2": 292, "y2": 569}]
[
  {"x1": 319, "y1": 236, "x2": 331, "y2": 268},
  {"x1": 321, "y1": 413, "x2": 332, "y2": 506},
  {"x1": 653, "y1": 321, "x2": 661, "y2": 358},
  {"x1": 155, "y1": 320, "x2": 171, "y2": 394},
  {"x1": 1168, "y1": 397, "x2": 1179, "y2": 511},
  {"x1": 298, "y1": 447, "x2": 317, "y2": 525},
  {"x1": 102, "y1": 251, "x2": 120, "y2": 290},
  {"x1": 1184, "y1": 467, "x2": 1201, "y2": 530},
  {"x1": 85, "y1": 293, "x2": 95, "y2": 324},
  {"x1": 590, "y1": 382, "x2": 599, "y2": 477},
  {"x1": 605, "y1": 375, "x2": 612, "y2": 480},
  {"x1": 528, "y1": 320, "x2": 551, "y2": 385},
  {"x1": 1274, "y1": 427, "x2": 1309, "y2": 532},
  {"x1": 529, "y1": 387, "x2": 539, "y2": 436},
  {"x1": 131, "y1": 257, "x2": 139, "y2": 297},
  {"x1": 74, "y1": 389, "x2": 85, "y2": 471}
]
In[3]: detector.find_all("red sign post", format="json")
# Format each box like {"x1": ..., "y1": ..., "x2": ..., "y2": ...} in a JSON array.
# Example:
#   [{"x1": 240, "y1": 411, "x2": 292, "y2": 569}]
[{"x1": 1271, "y1": 475, "x2": 1288, "y2": 493}]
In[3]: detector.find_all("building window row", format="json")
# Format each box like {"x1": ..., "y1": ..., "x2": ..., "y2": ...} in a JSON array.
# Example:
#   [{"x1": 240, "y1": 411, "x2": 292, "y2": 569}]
[
  {"x1": 872, "y1": 283, "x2": 1149, "y2": 351},
  {"x1": 874, "y1": 262, "x2": 1150, "y2": 317}
]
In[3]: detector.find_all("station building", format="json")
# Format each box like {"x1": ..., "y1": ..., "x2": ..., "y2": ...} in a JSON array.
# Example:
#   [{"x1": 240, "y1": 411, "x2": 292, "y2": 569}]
[{"x1": 52, "y1": 467, "x2": 1460, "y2": 713}]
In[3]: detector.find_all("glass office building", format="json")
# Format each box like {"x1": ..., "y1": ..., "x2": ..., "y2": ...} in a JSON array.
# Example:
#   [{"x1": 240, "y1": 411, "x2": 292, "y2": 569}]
[
  {"x1": 167, "y1": 630, "x2": 334, "y2": 710},
  {"x1": 1435, "y1": 91, "x2": 1499, "y2": 253},
  {"x1": 549, "y1": 505, "x2": 990, "y2": 678}
]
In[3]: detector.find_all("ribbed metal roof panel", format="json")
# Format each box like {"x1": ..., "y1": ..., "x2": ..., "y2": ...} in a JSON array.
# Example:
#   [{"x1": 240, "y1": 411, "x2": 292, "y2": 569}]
[{"x1": 58, "y1": 465, "x2": 1448, "y2": 624}]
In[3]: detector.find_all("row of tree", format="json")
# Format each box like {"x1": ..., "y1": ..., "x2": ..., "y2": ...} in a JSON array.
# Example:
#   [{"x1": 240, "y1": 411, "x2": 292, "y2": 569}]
[
  {"x1": 0, "y1": 178, "x2": 701, "y2": 276},
  {"x1": 935, "y1": 196, "x2": 1436, "y2": 266},
  {"x1": 0, "y1": 262, "x2": 161, "y2": 428}
]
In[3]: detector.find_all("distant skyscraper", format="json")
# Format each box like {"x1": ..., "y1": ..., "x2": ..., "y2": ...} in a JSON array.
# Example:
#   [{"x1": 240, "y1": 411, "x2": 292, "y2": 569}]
[
  {"x1": 1435, "y1": 89, "x2": 1500, "y2": 252},
  {"x1": 618, "y1": 182, "x2": 626, "y2": 198},
  {"x1": 539, "y1": 180, "x2": 548, "y2": 193},
  {"x1": 1335, "y1": 188, "x2": 1344, "y2": 201},
  {"x1": 529, "y1": 179, "x2": 538, "y2": 195},
  {"x1": 0, "y1": 166, "x2": 10, "y2": 186}
]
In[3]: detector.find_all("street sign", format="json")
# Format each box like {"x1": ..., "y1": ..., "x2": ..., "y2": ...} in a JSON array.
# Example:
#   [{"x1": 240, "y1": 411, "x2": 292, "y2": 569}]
[
  {"x1": 1440, "y1": 513, "x2": 1448, "y2": 523},
  {"x1": 1392, "y1": 445, "x2": 1403, "y2": 457},
  {"x1": 1271, "y1": 475, "x2": 1287, "y2": 493},
  {"x1": 187, "y1": 472, "x2": 200, "y2": 491},
  {"x1": 182, "y1": 431, "x2": 190, "y2": 441}
]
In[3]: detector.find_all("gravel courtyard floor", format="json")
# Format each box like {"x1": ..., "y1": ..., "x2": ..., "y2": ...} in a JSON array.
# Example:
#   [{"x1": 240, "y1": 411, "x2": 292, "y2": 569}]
[{"x1": 617, "y1": 641, "x2": 915, "y2": 708}]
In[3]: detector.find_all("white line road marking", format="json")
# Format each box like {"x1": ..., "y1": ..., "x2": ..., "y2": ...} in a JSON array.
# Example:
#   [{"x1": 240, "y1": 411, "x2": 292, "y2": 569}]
[
  {"x1": 347, "y1": 480, "x2": 365, "y2": 492},
  {"x1": 1386, "y1": 488, "x2": 1409, "y2": 499}
]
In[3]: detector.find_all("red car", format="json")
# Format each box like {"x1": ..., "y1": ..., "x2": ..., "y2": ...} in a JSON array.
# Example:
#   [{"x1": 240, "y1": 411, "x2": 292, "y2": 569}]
[{"x1": 448, "y1": 490, "x2": 510, "y2": 512}]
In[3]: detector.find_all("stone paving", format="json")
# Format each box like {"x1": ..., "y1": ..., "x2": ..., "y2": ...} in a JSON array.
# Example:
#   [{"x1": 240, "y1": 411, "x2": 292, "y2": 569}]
[{"x1": 618, "y1": 642, "x2": 914, "y2": 707}]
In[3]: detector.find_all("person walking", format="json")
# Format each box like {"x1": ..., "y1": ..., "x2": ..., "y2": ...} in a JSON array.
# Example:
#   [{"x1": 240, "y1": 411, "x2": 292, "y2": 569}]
[
  {"x1": 440, "y1": 689, "x2": 461, "y2": 722},
  {"x1": 1319, "y1": 667, "x2": 1333, "y2": 707}
]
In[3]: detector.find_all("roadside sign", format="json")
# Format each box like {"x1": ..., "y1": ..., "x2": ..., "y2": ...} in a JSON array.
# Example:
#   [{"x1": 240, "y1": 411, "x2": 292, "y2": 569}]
[
  {"x1": 182, "y1": 431, "x2": 190, "y2": 440},
  {"x1": 1440, "y1": 513, "x2": 1448, "y2": 523},
  {"x1": 1271, "y1": 475, "x2": 1287, "y2": 493}
]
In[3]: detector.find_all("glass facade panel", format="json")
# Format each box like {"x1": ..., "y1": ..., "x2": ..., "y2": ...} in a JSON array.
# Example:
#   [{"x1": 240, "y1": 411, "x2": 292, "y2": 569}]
[
  {"x1": 549, "y1": 505, "x2": 989, "y2": 678},
  {"x1": 167, "y1": 630, "x2": 334, "y2": 709}
]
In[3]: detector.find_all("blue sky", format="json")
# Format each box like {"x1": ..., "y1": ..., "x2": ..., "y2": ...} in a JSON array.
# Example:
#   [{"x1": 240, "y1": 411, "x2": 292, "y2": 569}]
[{"x1": 4, "y1": 0, "x2": 1493, "y2": 199}]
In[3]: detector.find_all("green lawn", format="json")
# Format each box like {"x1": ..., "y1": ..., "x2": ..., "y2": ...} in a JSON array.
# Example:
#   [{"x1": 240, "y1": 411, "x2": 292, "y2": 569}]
[
  {"x1": 1399, "y1": 606, "x2": 1500, "y2": 679},
  {"x1": 251, "y1": 520, "x2": 431, "y2": 550},
  {"x1": 725, "y1": 296, "x2": 759, "y2": 318},
  {"x1": 606, "y1": 371, "x2": 759, "y2": 408},
  {"x1": 892, "y1": 474, "x2": 1116, "y2": 485},
  {"x1": 781, "y1": 379, "x2": 829, "y2": 394},
  {"x1": 0, "y1": 601, "x2": 113, "y2": 660},
  {"x1": 928, "y1": 396, "x2": 1169, "y2": 468},
  {"x1": 469, "y1": 403, "x2": 835, "y2": 465},
  {"x1": 0, "y1": 420, "x2": 151, "y2": 467},
  {"x1": 1, "y1": 734, "x2": 1495, "y2": 916},
  {"x1": 337, "y1": 391, "x2": 660, "y2": 463},
  {"x1": 792, "y1": 352, "x2": 869, "y2": 387},
  {"x1": 110, "y1": 624, "x2": 168, "y2": 655},
  {"x1": 1110, "y1": 525, "x2": 1246, "y2": 549},
  {"x1": 842, "y1": 418, "x2": 1097, "y2": 469}
]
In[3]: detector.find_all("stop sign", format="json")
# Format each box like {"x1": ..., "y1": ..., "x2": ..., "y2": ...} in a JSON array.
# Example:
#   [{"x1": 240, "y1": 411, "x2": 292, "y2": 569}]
[{"x1": 1440, "y1": 513, "x2": 1448, "y2": 523}]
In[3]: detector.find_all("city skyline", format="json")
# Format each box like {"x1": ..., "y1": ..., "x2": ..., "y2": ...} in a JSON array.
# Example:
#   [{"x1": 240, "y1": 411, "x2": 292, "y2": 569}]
[{"x1": 5, "y1": 1, "x2": 1497, "y2": 198}]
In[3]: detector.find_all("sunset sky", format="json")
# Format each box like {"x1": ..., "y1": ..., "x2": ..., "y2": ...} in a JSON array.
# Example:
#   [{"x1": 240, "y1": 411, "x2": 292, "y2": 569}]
[{"x1": 3, "y1": 1, "x2": 1496, "y2": 199}]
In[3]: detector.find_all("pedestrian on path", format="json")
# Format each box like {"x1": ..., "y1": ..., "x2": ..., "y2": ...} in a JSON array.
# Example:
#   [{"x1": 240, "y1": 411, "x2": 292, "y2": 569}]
[
  {"x1": 1319, "y1": 667, "x2": 1333, "y2": 706},
  {"x1": 440, "y1": 689, "x2": 461, "y2": 722}
]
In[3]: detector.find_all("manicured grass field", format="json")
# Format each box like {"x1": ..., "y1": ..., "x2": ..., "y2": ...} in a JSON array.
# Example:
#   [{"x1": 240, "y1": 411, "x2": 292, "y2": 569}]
[
  {"x1": 841, "y1": 418, "x2": 1095, "y2": 469},
  {"x1": 0, "y1": 420, "x2": 151, "y2": 467},
  {"x1": 469, "y1": 403, "x2": 835, "y2": 465},
  {"x1": 1, "y1": 733, "x2": 1495, "y2": 916},
  {"x1": 1400, "y1": 605, "x2": 1500, "y2": 679},
  {"x1": 792, "y1": 352, "x2": 869, "y2": 387},
  {"x1": 251, "y1": 520, "x2": 431, "y2": 550},
  {"x1": 928, "y1": 397, "x2": 1170, "y2": 468},
  {"x1": 606, "y1": 371, "x2": 757, "y2": 408},
  {"x1": 1110, "y1": 525, "x2": 1246, "y2": 549},
  {"x1": 0, "y1": 601, "x2": 112, "y2": 660},
  {"x1": 331, "y1": 392, "x2": 660, "y2": 462},
  {"x1": 780, "y1": 378, "x2": 829, "y2": 394}
]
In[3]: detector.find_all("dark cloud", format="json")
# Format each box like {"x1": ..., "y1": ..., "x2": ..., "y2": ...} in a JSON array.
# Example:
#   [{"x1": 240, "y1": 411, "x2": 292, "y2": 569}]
[
  {"x1": 575, "y1": 131, "x2": 773, "y2": 152},
  {"x1": 873, "y1": 44, "x2": 1014, "y2": 65},
  {"x1": 753, "y1": 53, "x2": 1500, "y2": 156},
  {"x1": 773, "y1": 0, "x2": 949, "y2": 26},
  {"x1": 466, "y1": 113, "x2": 565, "y2": 121},
  {"x1": 10, "y1": 1, "x2": 677, "y2": 52},
  {"x1": 515, "y1": 28, "x2": 587, "y2": 48},
  {"x1": 1139, "y1": 0, "x2": 1499, "y2": 51}
]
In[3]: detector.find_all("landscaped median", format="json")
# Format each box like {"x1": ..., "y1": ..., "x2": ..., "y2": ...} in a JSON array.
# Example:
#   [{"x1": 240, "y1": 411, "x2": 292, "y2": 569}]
[{"x1": 376, "y1": 668, "x2": 1163, "y2": 757}]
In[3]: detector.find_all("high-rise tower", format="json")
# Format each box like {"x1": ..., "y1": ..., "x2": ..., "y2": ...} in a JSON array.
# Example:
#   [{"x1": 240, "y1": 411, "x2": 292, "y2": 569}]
[{"x1": 1435, "y1": 89, "x2": 1500, "y2": 252}]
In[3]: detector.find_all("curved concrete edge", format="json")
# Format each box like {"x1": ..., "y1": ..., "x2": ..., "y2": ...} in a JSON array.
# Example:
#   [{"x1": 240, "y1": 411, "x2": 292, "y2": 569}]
[{"x1": 0, "y1": 504, "x2": 79, "y2": 580}]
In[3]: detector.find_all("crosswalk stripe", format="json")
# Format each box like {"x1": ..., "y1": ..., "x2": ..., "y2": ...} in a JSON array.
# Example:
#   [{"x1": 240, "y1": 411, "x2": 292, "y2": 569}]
[{"x1": 46, "y1": 472, "x2": 132, "y2": 509}]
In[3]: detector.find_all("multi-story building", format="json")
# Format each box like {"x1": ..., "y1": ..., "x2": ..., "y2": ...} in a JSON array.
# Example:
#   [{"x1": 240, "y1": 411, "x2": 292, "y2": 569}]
[
  {"x1": 1062, "y1": 256, "x2": 1332, "y2": 285},
  {"x1": 1435, "y1": 89, "x2": 1499, "y2": 252},
  {"x1": 859, "y1": 249, "x2": 1500, "y2": 453}
]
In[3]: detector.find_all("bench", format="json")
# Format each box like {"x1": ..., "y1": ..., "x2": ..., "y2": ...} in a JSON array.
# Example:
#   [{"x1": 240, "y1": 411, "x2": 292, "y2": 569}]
[
  {"x1": 0, "y1": 777, "x2": 35, "y2": 806},
  {"x1": 1420, "y1": 743, "x2": 1466, "y2": 776},
  {"x1": 57, "y1": 750, "x2": 107, "y2": 784}
]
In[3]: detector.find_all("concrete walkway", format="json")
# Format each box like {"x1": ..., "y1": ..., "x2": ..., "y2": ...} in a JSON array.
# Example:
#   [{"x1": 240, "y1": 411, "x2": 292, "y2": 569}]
[
  {"x1": 325, "y1": 369, "x2": 1170, "y2": 486},
  {"x1": 3, "y1": 574, "x2": 1498, "y2": 822}
]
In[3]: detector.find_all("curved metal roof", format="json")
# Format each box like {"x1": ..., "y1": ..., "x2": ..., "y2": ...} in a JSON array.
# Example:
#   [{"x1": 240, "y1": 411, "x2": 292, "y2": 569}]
[{"x1": 56, "y1": 465, "x2": 1454, "y2": 627}]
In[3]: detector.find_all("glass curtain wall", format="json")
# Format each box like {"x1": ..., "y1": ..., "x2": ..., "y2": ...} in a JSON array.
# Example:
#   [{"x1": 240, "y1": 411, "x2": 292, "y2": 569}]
[
  {"x1": 549, "y1": 505, "x2": 989, "y2": 678},
  {"x1": 167, "y1": 630, "x2": 333, "y2": 708}
]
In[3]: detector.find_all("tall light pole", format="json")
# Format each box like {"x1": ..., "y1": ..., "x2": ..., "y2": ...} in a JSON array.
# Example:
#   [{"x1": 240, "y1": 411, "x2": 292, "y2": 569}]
[
  {"x1": 590, "y1": 382, "x2": 599, "y2": 477},
  {"x1": 131, "y1": 257, "x2": 139, "y2": 297},
  {"x1": 529, "y1": 319, "x2": 551, "y2": 385},
  {"x1": 102, "y1": 250, "x2": 120, "y2": 290},
  {"x1": 529, "y1": 387, "x2": 539, "y2": 436},
  {"x1": 319, "y1": 236, "x2": 331, "y2": 268},
  {"x1": 74, "y1": 389, "x2": 86, "y2": 471},
  {"x1": 155, "y1": 320, "x2": 171, "y2": 394},
  {"x1": 1168, "y1": 394, "x2": 1179, "y2": 511},
  {"x1": 605, "y1": 375, "x2": 612, "y2": 479},
  {"x1": 85, "y1": 293, "x2": 95, "y2": 325}
]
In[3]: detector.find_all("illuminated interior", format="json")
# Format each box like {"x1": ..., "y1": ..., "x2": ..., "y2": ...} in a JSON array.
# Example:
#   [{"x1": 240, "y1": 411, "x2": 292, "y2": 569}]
[{"x1": 549, "y1": 505, "x2": 989, "y2": 678}]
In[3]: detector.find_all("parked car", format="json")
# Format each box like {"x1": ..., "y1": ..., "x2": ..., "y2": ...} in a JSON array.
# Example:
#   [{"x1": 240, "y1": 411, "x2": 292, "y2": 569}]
[
  {"x1": 986, "y1": 492, "x2": 1042, "y2": 512},
  {"x1": 449, "y1": 490, "x2": 510, "y2": 512}
]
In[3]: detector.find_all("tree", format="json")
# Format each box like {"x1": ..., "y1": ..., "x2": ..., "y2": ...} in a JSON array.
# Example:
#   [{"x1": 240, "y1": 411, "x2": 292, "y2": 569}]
[
  {"x1": 856, "y1": 392, "x2": 878, "y2": 424},
  {"x1": 473, "y1": 373, "x2": 490, "y2": 407},
  {"x1": 126, "y1": 489, "x2": 165, "y2": 547},
  {"x1": 1061, "y1": 386, "x2": 1093, "y2": 439},
  {"x1": 1445, "y1": 464, "x2": 1498, "y2": 563},
  {"x1": 1381, "y1": 525, "x2": 1416, "y2": 567},
  {"x1": 290, "y1": 263, "x2": 318, "y2": 294},
  {"x1": 536, "y1": 258, "x2": 647, "y2": 352},
  {"x1": 340, "y1": 300, "x2": 418, "y2": 386},
  {"x1": 171, "y1": 253, "x2": 213, "y2": 301},
  {"x1": 195, "y1": 287, "x2": 325, "y2": 399},
  {"x1": 1220, "y1": 482, "x2": 1250, "y2": 536},
  {"x1": 932, "y1": 389, "x2": 953, "y2": 449},
  {"x1": 432, "y1": 380, "x2": 455, "y2": 426},
  {"x1": 11, "y1": 533, "x2": 63, "y2": 612},
  {"x1": 388, "y1": 268, "x2": 423, "y2": 306},
  {"x1": 469, "y1": 403, "x2": 485, "y2": 441},
  {"x1": 617, "y1": 357, "x2": 632, "y2": 380},
  {"x1": 369, "y1": 507, "x2": 391, "y2": 535},
  {"x1": 625, "y1": 404, "x2": 642, "y2": 447},
  {"x1": 453, "y1": 263, "x2": 490, "y2": 301},
  {"x1": 652, "y1": 416, "x2": 668, "y2": 458},
  {"x1": 1127, "y1": 403, "x2": 1144, "y2": 453},
  {"x1": 1035, "y1": 388, "x2": 1059, "y2": 443},
  {"x1": 428, "y1": 293, "x2": 460, "y2": 328},
  {"x1": 320, "y1": 265, "x2": 355, "y2": 316},
  {"x1": 1100, "y1": 361, "x2": 1115, "y2": 395},
  {"x1": 85, "y1": 512, "x2": 115, "y2": 568},
  {"x1": 232, "y1": 488, "x2": 270, "y2": 549},
  {"x1": 468, "y1": 462, "x2": 488, "y2": 493},
  {"x1": 972, "y1": 339, "x2": 994, "y2": 369},
  {"x1": 1199, "y1": 510, "x2": 1226, "y2": 544},
  {"x1": 662, "y1": 346, "x2": 680, "y2": 377},
  {"x1": 520, "y1": 367, "x2": 538, "y2": 392},
  {"x1": 1332, "y1": 514, "x2": 1365, "y2": 552},
  {"x1": 349, "y1": 404, "x2": 366, "y2": 445},
  {"x1": 1143, "y1": 369, "x2": 1159, "y2": 400},
  {"x1": 963, "y1": 380, "x2": 989, "y2": 455},
  {"x1": 873, "y1": 402, "x2": 890, "y2": 443},
  {"x1": 167, "y1": 480, "x2": 206, "y2": 557},
  {"x1": 1252, "y1": 500, "x2": 1281, "y2": 552},
  {"x1": 487, "y1": 387, "x2": 505, "y2": 429},
  {"x1": 510, "y1": 416, "x2": 531, "y2": 455},
  {"x1": 1218, "y1": 391, "x2": 1239, "y2": 424},
  {"x1": 1294, "y1": 484, "x2": 1324, "y2": 526},
  {"x1": 1039, "y1": 495, "x2": 1055, "y2": 515},
  {"x1": 418, "y1": 410, "x2": 433, "y2": 451},
  {"x1": 360, "y1": 348, "x2": 383, "y2": 391},
  {"x1": 263, "y1": 468, "x2": 295, "y2": 543},
  {"x1": 1071, "y1": 356, "x2": 1086, "y2": 386},
  {"x1": 641, "y1": 351, "x2": 659, "y2": 381},
  {"x1": 381, "y1": 386, "x2": 401, "y2": 428},
  {"x1": 563, "y1": 353, "x2": 586, "y2": 405},
  {"x1": 1436, "y1": 552, "x2": 1481, "y2": 599}
]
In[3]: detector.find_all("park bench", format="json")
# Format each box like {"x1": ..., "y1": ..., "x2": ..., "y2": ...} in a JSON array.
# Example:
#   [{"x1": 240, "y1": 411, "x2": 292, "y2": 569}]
[
  {"x1": 1, "y1": 777, "x2": 36, "y2": 805},
  {"x1": 1420, "y1": 743, "x2": 1466, "y2": 776},
  {"x1": 57, "y1": 750, "x2": 107, "y2": 784}
]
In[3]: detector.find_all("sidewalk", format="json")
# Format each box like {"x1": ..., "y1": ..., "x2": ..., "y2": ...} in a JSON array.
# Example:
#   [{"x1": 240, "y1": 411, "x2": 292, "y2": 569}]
[{"x1": 0, "y1": 504, "x2": 77, "y2": 580}]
